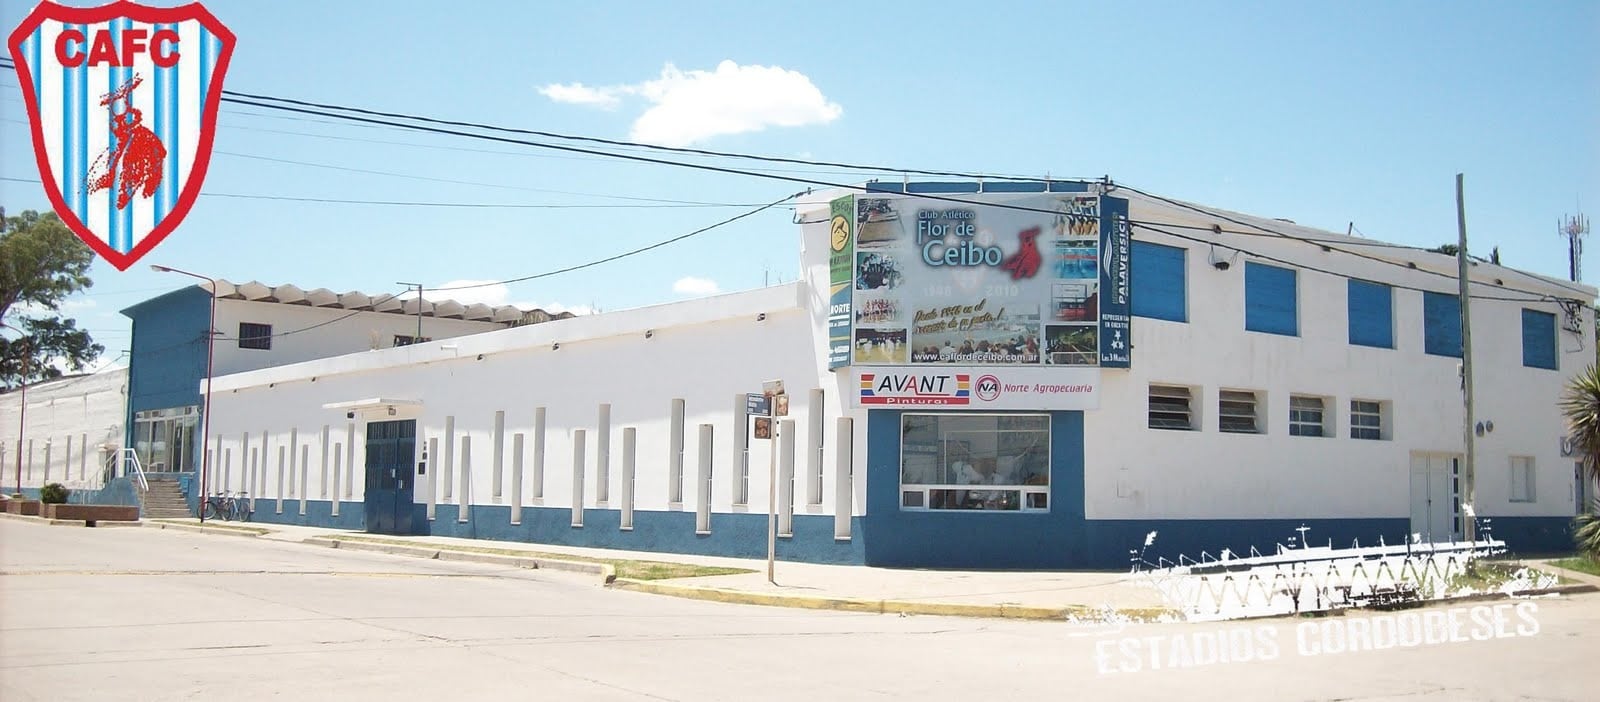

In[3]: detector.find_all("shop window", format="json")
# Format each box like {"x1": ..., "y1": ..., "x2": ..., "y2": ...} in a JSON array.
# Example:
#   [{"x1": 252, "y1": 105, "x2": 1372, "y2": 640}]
[
  {"x1": 1218, "y1": 390, "x2": 1262, "y2": 434},
  {"x1": 239, "y1": 322, "x2": 272, "y2": 350},
  {"x1": 1148, "y1": 384, "x2": 1195, "y2": 430},
  {"x1": 1289, "y1": 396, "x2": 1326, "y2": 437},
  {"x1": 1350, "y1": 400, "x2": 1385, "y2": 440},
  {"x1": 898, "y1": 414, "x2": 1049, "y2": 512}
]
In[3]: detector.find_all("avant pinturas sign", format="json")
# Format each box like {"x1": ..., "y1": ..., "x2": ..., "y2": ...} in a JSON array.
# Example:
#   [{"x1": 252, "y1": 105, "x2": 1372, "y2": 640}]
[
  {"x1": 7, "y1": 1, "x2": 235, "y2": 270},
  {"x1": 854, "y1": 367, "x2": 1099, "y2": 410}
]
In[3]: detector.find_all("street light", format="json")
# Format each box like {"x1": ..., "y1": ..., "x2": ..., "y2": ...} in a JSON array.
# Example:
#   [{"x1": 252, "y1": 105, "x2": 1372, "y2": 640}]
[
  {"x1": 150, "y1": 265, "x2": 217, "y2": 522},
  {"x1": 1, "y1": 321, "x2": 27, "y2": 495}
]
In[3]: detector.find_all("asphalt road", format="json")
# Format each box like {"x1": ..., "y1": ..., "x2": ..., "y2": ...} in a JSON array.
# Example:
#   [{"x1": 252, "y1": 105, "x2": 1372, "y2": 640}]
[{"x1": 1, "y1": 520, "x2": 1592, "y2": 701}]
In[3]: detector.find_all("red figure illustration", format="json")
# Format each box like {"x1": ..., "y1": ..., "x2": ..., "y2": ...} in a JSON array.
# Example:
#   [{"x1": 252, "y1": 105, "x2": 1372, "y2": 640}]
[
  {"x1": 87, "y1": 74, "x2": 167, "y2": 210},
  {"x1": 1001, "y1": 226, "x2": 1043, "y2": 280}
]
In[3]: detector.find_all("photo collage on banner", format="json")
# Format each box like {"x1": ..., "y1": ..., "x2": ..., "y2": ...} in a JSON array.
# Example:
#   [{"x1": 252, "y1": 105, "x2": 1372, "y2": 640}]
[{"x1": 843, "y1": 190, "x2": 1130, "y2": 369}]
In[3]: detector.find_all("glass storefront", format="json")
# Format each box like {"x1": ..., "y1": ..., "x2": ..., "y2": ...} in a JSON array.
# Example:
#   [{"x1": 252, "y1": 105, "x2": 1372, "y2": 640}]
[
  {"x1": 133, "y1": 406, "x2": 199, "y2": 473},
  {"x1": 899, "y1": 413, "x2": 1050, "y2": 511}
]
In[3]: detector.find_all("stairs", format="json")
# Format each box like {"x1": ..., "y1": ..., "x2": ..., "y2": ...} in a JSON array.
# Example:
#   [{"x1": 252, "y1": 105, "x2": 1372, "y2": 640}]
[{"x1": 139, "y1": 480, "x2": 193, "y2": 519}]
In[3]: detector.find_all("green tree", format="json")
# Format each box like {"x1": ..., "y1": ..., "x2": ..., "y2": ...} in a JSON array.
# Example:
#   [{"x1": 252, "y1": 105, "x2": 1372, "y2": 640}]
[
  {"x1": 0, "y1": 209, "x2": 102, "y2": 388},
  {"x1": 1561, "y1": 364, "x2": 1600, "y2": 558}
]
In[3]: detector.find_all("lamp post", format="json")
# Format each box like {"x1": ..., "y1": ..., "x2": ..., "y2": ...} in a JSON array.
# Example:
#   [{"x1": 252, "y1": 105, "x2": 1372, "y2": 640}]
[
  {"x1": 151, "y1": 265, "x2": 217, "y2": 522},
  {"x1": 2, "y1": 321, "x2": 27, "y2": 495}
]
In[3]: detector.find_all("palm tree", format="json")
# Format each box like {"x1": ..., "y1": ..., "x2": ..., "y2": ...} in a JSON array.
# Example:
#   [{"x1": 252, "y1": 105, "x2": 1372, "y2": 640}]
[{"x1": 1559, "y1": 364, "x2": 1600, "y2": 560}]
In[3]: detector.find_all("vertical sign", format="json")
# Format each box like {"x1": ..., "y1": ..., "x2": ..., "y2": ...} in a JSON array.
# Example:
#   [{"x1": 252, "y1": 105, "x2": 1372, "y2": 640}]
[
  {"x1": 1098, "y1": 195, "x2": 1131, "y2": 368},
  {"x1": 827, "y1": 195, "x2": 856, "y2": 369}
]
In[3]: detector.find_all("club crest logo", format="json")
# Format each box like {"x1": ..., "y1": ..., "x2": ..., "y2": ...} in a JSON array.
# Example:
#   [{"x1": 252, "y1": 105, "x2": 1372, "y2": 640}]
[{"x1": 7, "y1": 1, "x2": 234, "y2": 270}]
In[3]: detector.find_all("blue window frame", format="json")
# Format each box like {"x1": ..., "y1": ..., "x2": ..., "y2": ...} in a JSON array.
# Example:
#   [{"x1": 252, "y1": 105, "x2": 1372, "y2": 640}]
[
  {"x1": 1521, "y1": 309, "x2": 1557, "y2": 370},
  {"x1": 1422, "y1": 292, "x2": 1462, "y2": 358},
  {"x1": 1131, "y1": 241, "x2": 1186, "y2": 322},
  {"x1": 1347, "y1": 279, "x2": 1393, "y2": 348},
  {"x1": 1244, "y1": 262, "x2": 1297, "y2": 336}
]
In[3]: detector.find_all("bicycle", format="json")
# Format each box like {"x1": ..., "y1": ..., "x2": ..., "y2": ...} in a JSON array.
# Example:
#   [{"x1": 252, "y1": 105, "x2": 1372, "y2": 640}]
[{"x1": 201, "y1": 491, "x2": 251, "y2": 521}]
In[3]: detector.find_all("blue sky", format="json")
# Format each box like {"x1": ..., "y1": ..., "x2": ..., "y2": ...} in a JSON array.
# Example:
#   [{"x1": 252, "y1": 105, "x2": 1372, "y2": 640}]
[{"x1": 2, "y1": 0, "x2": 1597, "y2": 365}]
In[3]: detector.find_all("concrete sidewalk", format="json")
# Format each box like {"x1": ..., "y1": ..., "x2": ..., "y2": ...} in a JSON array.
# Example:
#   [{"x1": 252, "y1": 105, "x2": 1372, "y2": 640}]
[{"x1": 141, "y1": 518, "x2": 1173, "y2": 620}]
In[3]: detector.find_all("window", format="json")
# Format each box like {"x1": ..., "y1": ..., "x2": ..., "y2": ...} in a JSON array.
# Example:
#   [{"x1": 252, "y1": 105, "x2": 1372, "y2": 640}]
[
  {"x1": 1350, "y1": 400, "x2": 1384, "y2": 440},
  {"x1": 238, "y1": 322, "x2": 272, "y2": 350},
  {"x1": 1348, "y1": 280, "x2": 1394, "y2": 348},
  {"x1": 1509, "y1": 456, "x2": 1536, "y2": 503},
  {"x1": 899, "y1": 414, "x2": 1049, "y2": 512},
  {"x1": 1132, "y1": 241, "x2": 1187, "y2": 322},
  {"x1": 1218, "y1": 390, "x2": 1262, "y2": 434},
  {"x1": 1149, "y1": 385, "x2": 1195, "y2": 430},
  {"x1": 1245, "y1": 262, "x2": 1298, "y2": 336},
  {"x1": 1289, "y1": 396, "x2": 1326, "y2": 437},
  {"x1": 1423, "y1": 292, "x2": 1462, "y2": 358},
  {"x1": 1521, "y1": 309, "x2": 1557, "y2": 370},
  {"x1": 393, "y1": 335, "x2": 432, "y2": 347}
]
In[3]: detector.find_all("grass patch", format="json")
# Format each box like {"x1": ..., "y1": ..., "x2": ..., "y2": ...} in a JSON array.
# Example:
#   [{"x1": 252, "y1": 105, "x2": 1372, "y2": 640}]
[
  {"x1": 1550, "y1": 556, "x2": 1600, "y2": 577},
  {"x1": 1444, "y1": 560, "x2": 1567, "y2": 593},
  {"x1": 325, "y1": 535, "x2": 753, "y2": 581}
]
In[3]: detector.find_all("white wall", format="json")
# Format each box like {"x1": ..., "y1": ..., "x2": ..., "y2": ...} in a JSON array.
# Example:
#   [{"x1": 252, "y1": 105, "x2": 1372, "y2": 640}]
[
  {"x1": 1084, "y1": 197, "x2": 1595, "y2": 522},
  {"x1": 206, "y1": 284, "x2": 867, "y2": 519},
  {"x1": 211, "y1": 299, "x2": 506, "y2": 377},
  {"x1": 0, "y1": 367, "x2": 127, "y2": 491}
]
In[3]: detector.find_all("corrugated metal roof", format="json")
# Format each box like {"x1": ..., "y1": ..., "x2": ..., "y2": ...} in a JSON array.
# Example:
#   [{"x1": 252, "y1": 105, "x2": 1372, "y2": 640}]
[{"x1": 198, "y1": 279, "x2": 575, "y2": 324}]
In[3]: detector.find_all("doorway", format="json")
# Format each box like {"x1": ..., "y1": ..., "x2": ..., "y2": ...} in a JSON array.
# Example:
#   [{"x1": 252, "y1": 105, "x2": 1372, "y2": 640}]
[
  {"x1": 1409, "y1": 452, "x2": 1461, "y2": 543},
  {"x1": 364, "y1": 419, "x2": 417, "y2": 535}
]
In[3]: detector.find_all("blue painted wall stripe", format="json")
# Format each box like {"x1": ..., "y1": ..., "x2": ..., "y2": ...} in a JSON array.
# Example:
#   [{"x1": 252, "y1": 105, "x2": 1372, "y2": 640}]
[
  {"x1": 154, "y1": 23, "x2": 175, "y2": 220},
  {"x1": 1521, "y1": 308, "x2": 1557, "y2": 370},
  {"x1": 1347, "y1": 279, "x2": 1394, "y2": 348},
  {"x1": 1423, "y1": 291, "x2": 1462, "y2": 357},
  {"x1": 71, "y1": 25, "x2": 87, "y2": 219},
  {"x1": 1245, "y1": 262, "x2": 1298, "y2": 336},
  {"x1": 1131, "y1": 241, "x2": 1186, "y2": 322}
]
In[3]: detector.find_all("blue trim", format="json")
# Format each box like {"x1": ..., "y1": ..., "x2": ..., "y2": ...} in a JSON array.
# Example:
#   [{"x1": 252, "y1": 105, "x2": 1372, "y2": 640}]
[
  {"x1": 1520, "y1": 309, "x2": 1557, "y2": 370},
  {"x1": 981, "y1": 181, "x2": 1047, "y2": 193},
  {"x1": 1347, "y1": 279, "x2": 1394, "y2": 349},
  {"x1": 1244, "y1": 262, "x2": 1298, "y2": 336},
  {"x1": 71, "y1": 25, "x2": 87, "y2": 219},
  {"x1": 1482, "y1": 515, "x2": 1578, "y2": 555},
  {"x1": 1423, "y1": 291, "x2": 1463, "y2": 358},
  {"x1": 905, "y1": 181, "x2": 979, "y2": 194},
  {"x1": 1131, "y1": 241, "x2": 1186, "y2": 322}
]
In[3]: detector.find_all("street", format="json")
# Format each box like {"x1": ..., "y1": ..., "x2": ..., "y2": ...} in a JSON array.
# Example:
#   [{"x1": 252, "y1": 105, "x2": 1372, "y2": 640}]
[{"x1": 1, "y1": 520, "x2": 1592, "y2": 701}]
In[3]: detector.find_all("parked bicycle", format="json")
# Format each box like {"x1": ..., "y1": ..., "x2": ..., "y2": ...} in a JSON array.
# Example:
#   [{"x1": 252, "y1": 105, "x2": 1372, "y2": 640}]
[{"x1": 200, "y1": 491, "x2": 251, "y2": 521}]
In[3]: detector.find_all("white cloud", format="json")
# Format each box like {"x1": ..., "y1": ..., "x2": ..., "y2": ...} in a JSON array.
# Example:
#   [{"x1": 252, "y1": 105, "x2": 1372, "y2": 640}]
[
  {"x1": 537, "y1": 61, "x2": 842, "y2": 147},
  {"x1": 672, "y1": 276, "x2": 721, "y2": 296},
  {"x1": 537, "y1": 82, "x2": 623, "y2": 110}
]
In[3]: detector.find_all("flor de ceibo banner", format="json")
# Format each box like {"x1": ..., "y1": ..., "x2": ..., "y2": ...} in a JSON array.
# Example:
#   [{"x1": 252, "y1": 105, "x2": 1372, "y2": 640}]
[
  {"x1": 8, "y1": 1, "x2": 235, "y2": 270},
  {"x1": 838, "y1": 188, "x2": 1130, "y2": 373}
]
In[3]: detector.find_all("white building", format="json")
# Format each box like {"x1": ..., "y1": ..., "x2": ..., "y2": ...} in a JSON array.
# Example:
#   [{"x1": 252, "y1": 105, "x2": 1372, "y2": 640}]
[
  {"x1": 195, "y1": 182, "x2": 1598, "y2": 568},
  {"x1": 0, "y1": 366, "x2": 127, "y2": 494}
]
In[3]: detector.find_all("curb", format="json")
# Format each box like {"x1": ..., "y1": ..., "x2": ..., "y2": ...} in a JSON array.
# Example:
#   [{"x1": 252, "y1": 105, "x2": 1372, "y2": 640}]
[
  {"x1": 0, "y1": 511, "x2": 139, "y2": 528},
  {"x1": 307, "y1": 537, "x2": 616, "y2": 583},
  {"x1": 606, "y1": 578, "x2": 1178, "y2": 622},
  {"x1": 144, "y1": 521, "x2": 268, "y2": 538}
]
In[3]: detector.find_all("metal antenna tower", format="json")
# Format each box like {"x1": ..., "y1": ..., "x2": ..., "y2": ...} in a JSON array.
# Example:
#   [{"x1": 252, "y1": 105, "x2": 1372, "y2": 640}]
[{"x1": 1561, "y1": 211, "x2": 1589, "y2": 282}]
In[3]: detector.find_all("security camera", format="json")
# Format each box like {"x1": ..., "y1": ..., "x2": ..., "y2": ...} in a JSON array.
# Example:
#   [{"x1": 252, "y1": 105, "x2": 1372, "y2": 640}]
[
  {"x1": 346, "y1": 411, "x2": 355, "y2": 419},
  {"x1": 1212, "y1": 261, "x2": 1230, "y2": 271}
]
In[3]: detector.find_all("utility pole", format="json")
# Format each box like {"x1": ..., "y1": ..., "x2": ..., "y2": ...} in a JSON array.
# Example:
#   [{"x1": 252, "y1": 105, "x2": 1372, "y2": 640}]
[
  {"x1": 1456, "y1": 174, "x2": 1477, "y2": 544},
  {"x1": 397, "y1": 282, "x2": 423, "y2": 344}
]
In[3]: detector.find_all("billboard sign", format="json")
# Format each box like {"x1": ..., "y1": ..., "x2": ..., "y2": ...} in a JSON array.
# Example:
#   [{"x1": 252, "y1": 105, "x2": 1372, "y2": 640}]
[
  {"x1": 826, "y1": 195, "x2": 855, "y2": 369},
  {"x1": 842, "y1": 189, "x2": 1131, "y2": 374}
]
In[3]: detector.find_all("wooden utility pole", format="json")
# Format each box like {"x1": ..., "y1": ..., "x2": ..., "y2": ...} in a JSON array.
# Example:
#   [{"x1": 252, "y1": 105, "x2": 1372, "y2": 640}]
[{"x1": 1456, "y1": 173, "x2": 1477, "y2": 543}]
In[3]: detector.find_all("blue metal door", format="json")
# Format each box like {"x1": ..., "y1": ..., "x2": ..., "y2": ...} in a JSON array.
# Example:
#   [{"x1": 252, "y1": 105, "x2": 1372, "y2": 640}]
[{"x1": 364, "y1": 420, "x2": 416, "y2": 535}]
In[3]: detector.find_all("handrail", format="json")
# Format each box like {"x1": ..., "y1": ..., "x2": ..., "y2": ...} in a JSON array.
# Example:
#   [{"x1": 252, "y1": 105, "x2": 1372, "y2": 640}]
[{"x1": 113, "y1": 448, "x2": 149, "y2": 491}]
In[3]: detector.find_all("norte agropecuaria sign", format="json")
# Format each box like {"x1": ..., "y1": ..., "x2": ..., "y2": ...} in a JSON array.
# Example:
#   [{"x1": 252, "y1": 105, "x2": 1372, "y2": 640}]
[{"x1": 829, "y1": 187, "x2": 1131, "y2": 373}]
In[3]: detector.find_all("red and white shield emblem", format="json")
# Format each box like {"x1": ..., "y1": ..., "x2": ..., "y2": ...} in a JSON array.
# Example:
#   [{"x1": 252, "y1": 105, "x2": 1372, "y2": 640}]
[{"x1": 7, "y1": 1, "x2": 234, "y2": 270}]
